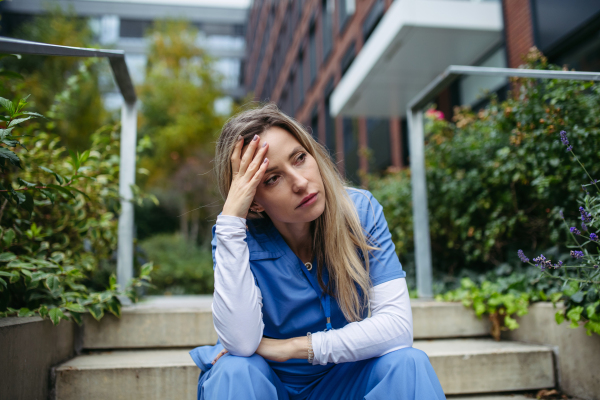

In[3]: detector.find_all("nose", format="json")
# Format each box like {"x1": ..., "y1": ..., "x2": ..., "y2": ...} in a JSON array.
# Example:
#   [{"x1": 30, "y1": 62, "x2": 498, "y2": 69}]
[{"x1": 290, "y1": 170, "x2": 309, "y2": 193}]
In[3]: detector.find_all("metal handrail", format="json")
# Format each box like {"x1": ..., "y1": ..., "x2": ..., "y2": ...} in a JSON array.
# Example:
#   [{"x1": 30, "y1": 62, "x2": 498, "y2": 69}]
[
  {"x1": 407, "y1": 65, "x2": 600, "y2": 298},
  {"x1": 0, "y1": 36, "x2": 138, "y2": 291}
]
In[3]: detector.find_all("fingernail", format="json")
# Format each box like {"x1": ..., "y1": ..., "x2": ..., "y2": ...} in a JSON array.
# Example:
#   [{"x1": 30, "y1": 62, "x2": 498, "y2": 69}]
[
  {"x1": 262, "y1": 141, "x2": 267, "y2": 148},
  {"x1": 238, "y1": 135, "x2": 243, "y2": 141},
  {"x1": 263, "y1": 158, "x2": 268, "y2": 164},
  {"x1": 253, "y1": 135, "x2": 259, "y2": 141}
]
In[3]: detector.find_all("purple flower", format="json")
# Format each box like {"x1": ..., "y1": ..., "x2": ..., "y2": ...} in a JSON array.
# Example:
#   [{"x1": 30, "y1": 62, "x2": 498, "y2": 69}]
[
  {"x1": 560, "y1": 131, "x2": 569, "y2": 146},
  {"x1": 579, "y1": 206, "x2": 592, "y2": 223},
  {"x1": 559, "y1": 210, "x2": 564, "y2": 219},
  {"x1": 590, "y1": 233, "x2": 598, "y2": 241},
  {"x1": 533, "y1": 254, "x2": 552, "y2": 271},
  {"x1": 567, "y1": 145, "x2": 573, "y2": 152},
  {"x1": 582, "y1": 222, "x2": 588, "y2": 231},
  {"x1": 570, "y1": 250, "x2": 585, "y2": 259},
  {"x1": 594, "y1": 265, "x2": 599, "y2": 269},
  {"x1": 570, "y1": 227, "x2": 581, "y2": 235},
  {"x1": 554, "y1": 260, "x2": 563, "y2": 269},
  {"x1": 517, "y1": 250, "x2": 529, "y2": 263}
]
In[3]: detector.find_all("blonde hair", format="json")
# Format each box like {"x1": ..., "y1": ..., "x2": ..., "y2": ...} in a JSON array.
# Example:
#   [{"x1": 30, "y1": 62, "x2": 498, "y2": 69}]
[{"x1": 214, "y1": 103, "x2": 374, "y2": 322}]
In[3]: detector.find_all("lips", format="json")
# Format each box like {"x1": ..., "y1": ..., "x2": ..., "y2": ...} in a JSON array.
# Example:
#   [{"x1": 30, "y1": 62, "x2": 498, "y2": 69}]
[{"x1": 297, "y1": 192, "x2": 318, "y2": 209}]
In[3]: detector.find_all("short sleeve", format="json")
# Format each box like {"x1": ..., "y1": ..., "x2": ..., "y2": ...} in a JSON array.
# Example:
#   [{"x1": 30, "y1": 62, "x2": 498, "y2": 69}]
[
  {"x1": 350, "y1": 189, "x2": 406, "y2": 286},
  {"x1": 211, "y1": 223, "x2": 217, "y2": 270}
]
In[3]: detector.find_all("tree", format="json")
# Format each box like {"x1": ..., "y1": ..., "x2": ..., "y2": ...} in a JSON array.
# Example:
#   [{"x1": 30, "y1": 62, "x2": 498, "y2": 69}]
[
  {"x1": 0, "y1": 6, "x2": 108, "y2": 151},
  {"x1": 138, "y1": 19, "x2": 227, "y2": 244}
]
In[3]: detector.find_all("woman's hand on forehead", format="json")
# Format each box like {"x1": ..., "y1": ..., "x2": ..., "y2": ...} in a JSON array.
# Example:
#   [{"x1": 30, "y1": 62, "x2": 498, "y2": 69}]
[{"x1": 222, "y1": 134, "x2": 269, "y2": 219}]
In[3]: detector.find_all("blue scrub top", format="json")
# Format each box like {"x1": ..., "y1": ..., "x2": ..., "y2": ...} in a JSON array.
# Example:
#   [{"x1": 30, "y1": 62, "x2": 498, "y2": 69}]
[{"x1": 192, "y1": 188, "x2": 405, "y2": 386}]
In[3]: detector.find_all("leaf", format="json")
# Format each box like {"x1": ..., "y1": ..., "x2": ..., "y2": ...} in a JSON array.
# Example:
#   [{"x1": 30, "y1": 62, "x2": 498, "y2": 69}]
[
  {"x1": 46, "y1": 184, "x2": 76, "y2": 199},
  {"x1": 70, "y1": 312, "x2": 83, "y2": 325},
  {"x1": 45, "y1": 275, "x2": 60, "y2": 293},
  {"x1": 40, "y1": 167, "x2": 64, "y2": 185},
  {"x1": 0, "y1": 97, "x2": 13, "y2": 113},
  {"x1": 38, "y1": 305, "x2": 49, "y2": 319},
  {"x1": 17, "y1": 178, "x2": 36, "y2": 188},
  {"x1": 0, "y1": 147, "x2": 21, "y2": 168},
  {"x1": 2, "y1": 229, "x2": 15, "y2": 246},
  {"x1": 0, "y1": 70, "x2": 24, "y2": 80},
  {"x1": 8, "y1": 116, "x2": 33, "y2": 127},
  {"x1": 88, "y1": 303, "x2": 104, "y2": 321},
  {"x1": 48, "y1": 308, "x2": 66, "y2": 325},
  {"x1": 0, "y1": 252, "x2": 17, "y2": 262},
  {"x1": 9, "y1": 271, "x2": 20, "y2": 283},
  {"x1": 570, "y1": 291, "x2": 585, "y2": 303},
  {"x1": 555, "y1": 311, "x2": 565, "y2": 325},
  {"x1": 22, "y1": 111, "x2": 45, "y2": 118},
  {"x1": 106, "y1": 298, "x2": 121, "y2": 317},
  {"x1": 64, "y1": 303, "x2": 86, "y2": 313},
  {"x1": 39, "y1": 189, "x2": 55, "y2": 204},
  {"x1": 18, "y1": 307, "x2": 35, "y2": 317},
  {"x1": 0, "y1": 277, "x2": 6, "y2": 290},
  {"x1": 65, "y1": 186, "x2": 90, "y2": 200}
]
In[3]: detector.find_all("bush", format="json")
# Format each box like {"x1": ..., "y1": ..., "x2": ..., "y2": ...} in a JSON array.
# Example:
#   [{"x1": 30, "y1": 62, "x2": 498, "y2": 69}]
[
  {"x1": 0, "y1": 90, "x2": 153, "y2": 325},
  {"x1": 139, "y1": 233, "x2": 214, "y2": 295},
  {"x1": 369, "y1": 50, "x2": 600, "y2": 276}
]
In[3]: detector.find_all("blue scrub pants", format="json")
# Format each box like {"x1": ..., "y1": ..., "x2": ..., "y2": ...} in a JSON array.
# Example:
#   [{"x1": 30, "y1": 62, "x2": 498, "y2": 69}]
[{"x1": 197, "y1": 347, "x2": 446, "y2": 400}]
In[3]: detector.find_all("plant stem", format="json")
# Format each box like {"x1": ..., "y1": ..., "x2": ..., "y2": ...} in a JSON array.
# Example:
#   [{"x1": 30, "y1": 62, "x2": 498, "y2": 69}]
[{"x1": 571, "y1": 151, "x2": 600, "y2": 192}]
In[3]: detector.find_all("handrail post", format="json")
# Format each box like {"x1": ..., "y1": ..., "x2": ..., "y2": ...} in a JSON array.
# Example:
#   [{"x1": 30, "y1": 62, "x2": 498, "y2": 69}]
[
  {"x1": 407, "y1": 108, "x2": 433, "y2": 298},
  {"x1": 117, "y1": 101, "x2": 138, "y2": 291}
]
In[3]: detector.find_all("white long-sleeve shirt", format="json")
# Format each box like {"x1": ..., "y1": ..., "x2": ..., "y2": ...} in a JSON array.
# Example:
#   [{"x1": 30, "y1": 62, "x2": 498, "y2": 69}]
[{"x1": 211, "y1": 214, "x2": 414, "y2": 365}]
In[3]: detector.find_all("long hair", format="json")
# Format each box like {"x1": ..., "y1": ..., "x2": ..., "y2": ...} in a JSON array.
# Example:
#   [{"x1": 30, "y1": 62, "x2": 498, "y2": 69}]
[{"x1": 214, "y1": 103, "x2": 375, "y2": 322}]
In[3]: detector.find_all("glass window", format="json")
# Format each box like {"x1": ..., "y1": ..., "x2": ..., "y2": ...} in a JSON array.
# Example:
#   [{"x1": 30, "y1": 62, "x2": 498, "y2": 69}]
[
  {"x1": 322, "y1": 0, "x2": 334, "y2": 61},
  {"x1": 338, "y1": 0, "x2": 355, "y2": 33},
  {"x1": 309, "y1": 23, "x2": 318, "y2": 85}
]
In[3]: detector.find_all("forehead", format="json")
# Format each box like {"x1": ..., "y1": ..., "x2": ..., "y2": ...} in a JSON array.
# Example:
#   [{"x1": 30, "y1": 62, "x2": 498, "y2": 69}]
[{"x1": 241, "y1": 126, "x2": 302, "y2": 159}]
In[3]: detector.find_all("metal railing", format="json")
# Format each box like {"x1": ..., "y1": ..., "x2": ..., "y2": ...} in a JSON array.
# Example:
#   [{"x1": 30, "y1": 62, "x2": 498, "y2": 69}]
[
  {"x1": 0, "y1": 37, "x2": 138, "y2": 290},
  {"x1": 407, "y1": 65, "x2": 600, "y2": 298}
]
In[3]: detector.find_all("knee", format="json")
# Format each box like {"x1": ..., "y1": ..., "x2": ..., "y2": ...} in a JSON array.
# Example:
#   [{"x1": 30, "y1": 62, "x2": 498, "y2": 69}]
[
  {"x1": 371, "y1": 348, "x2": 430, "y2": 377},
  {"x1": 210, "y1": 353, "x2": 271, "y2": 379}
]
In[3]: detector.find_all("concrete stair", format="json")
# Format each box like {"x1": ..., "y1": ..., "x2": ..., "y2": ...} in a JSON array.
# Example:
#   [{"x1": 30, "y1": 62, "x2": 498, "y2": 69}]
[{"x1": 54, "y1": 296, "x2": 556, "y2": 399}]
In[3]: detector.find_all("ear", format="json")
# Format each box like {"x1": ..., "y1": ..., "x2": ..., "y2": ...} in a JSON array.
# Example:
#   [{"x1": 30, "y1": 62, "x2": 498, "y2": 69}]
[{"x1": 250, "y1": 200, "x2": 265, "y2": 213}]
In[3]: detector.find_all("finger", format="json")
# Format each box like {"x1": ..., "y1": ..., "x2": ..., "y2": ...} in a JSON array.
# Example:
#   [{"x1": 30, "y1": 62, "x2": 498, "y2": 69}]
[
  {"x1": 246, "y1": 141, "x2": 269, "y2": 177},
  {"x1": 211, "y1": 349, "x2": 228, "y2": 364},
  {"x1": 252, "y1": 157, "x2": 269, "y2": 184},
  {"x1": 239, "y1": 134, "x2": 260, "y2": 175},
  {"x1": 230, "y1": 136, "x2": 243, "y2": 176}
]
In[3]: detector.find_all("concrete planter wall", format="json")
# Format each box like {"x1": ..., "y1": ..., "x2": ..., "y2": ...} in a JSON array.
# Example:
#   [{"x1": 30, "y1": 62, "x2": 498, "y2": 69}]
[
  {"x1": 503, "y1": 302, "x2": 600, "y2": 400},
  {"x1": 0, "y1": 316, "x2": 79, "y2": 400}
]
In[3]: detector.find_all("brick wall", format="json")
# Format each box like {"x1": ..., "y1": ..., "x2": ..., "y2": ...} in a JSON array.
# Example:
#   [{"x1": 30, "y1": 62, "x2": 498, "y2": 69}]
[{"x1": 502, "y1": 0, "x2": 535, "y2": 68}]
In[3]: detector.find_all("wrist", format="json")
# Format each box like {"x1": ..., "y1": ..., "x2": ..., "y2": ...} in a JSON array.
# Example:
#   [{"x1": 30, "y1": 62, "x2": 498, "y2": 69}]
[{"x1": 287, "y1": 336, "x2": 308, "y2": 360}]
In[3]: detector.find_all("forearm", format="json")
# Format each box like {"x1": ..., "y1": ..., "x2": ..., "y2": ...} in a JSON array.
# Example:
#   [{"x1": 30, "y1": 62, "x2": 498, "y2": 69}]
[
  {"x1": 212, "y1": 215, "x2": 264, "y2": 356},
  {"x1": 310, "y1": 278, "x2": 413, "y2": 365}
]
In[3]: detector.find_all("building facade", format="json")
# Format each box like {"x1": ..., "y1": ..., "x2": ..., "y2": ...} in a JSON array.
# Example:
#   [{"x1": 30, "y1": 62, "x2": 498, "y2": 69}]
[
  {"x1": 0, "y1": 0, "x2": 249, "y2": 113},
  {"x1": 245, "y1": 0, "x2": 600, "y2": 184}
]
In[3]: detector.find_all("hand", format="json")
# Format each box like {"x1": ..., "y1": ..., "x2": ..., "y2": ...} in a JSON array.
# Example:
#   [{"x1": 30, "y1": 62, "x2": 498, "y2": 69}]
[
  {"x1": 211, "y1": 348, "x2": 228, "y2": 365},
  {"x1": 222, "y1": 134, "x2": 269, "y2": 219}
]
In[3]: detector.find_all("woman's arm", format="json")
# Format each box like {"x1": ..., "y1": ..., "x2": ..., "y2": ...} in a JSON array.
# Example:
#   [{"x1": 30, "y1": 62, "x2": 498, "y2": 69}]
[
  {"x1": 309, "y1": 277, "x2": 413, "y2": 365},
  {"x1": 211, "y1": 214, "x2": 264, "y2": 357}
]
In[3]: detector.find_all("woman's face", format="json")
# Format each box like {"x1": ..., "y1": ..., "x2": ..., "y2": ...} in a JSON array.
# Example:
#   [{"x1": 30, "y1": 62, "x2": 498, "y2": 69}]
[{"x1": 244, "y1": 126, "x2": 326, "y2": 224}]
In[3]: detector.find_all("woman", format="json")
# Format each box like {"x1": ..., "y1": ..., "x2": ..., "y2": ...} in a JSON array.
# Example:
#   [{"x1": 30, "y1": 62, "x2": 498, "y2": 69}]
[{"x1": 189, "y1": 104, "x2": 445, "y2": 400}]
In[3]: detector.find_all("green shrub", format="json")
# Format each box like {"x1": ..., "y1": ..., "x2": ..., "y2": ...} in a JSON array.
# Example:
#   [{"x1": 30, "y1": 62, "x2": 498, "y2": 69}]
[
  {"x1": 139, "y1": 233, "x2": 214, "y2": 295},
  {"x1": 1, "y1": 88, "x2": 153, "y2": 325},
  {"x1": 369, "y1": 50, "x2": 600, "y2": 276}
]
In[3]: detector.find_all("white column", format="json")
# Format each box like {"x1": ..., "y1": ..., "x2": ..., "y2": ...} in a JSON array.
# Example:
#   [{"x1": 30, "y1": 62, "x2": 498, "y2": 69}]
[
  {"x1": 117, "y1": 101, "x2": 137, "y2": 290},
  {"x1": 407, "y1": 109, "x2": 433, "y2": 298}
]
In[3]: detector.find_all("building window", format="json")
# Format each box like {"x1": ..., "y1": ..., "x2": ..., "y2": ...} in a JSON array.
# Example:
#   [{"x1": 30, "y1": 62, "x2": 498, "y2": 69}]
[
  {"x1": 310, "y1": 106, "x2": 319, "y2": 142},
  {"x1": 343, "y1": 118, "x2": 360, "y2": 185},
  {"x1": 119, "y1": 19, "x2": 151, "y2": 38},
  {"x1": 309, "y1": 22, "x2": 318, "y2": 85},
  {"x1": 366, "y1": 118, "x2": 391, "y2": 173},
  {"x1": 362, "y1": 0, "x2": 384, "y2": 43},
  {"x1": 338, "y1": 0, "x2": 356, "y2": 33},
  {"x1": 322, "y1": 0, "x2": 334, "y2": 61},
  {"x1": 340, "y1": 41, "x2": 356, "y2": 76}
]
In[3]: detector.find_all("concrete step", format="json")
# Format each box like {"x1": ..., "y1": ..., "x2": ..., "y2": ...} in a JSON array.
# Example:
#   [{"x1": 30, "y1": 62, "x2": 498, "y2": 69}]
[
  {"x1": 55, "y1": 339, "x2": 554, "y2": 399},
  {"x1": 82, "y1": 296, "x2": 490, "y2": 349},
  {"x1": 414, "y1": 339, "x2": 555, "y2": 395}
]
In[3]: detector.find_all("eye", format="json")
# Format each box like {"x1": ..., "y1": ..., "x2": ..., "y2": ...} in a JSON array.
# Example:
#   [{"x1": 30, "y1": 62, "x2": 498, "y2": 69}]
[
  {"x1": 264, "y1": 175, "x2": 280, "y2": 186},
  {"x1": 296, "y1": 152, "x2": 307, "y2": 164}
]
